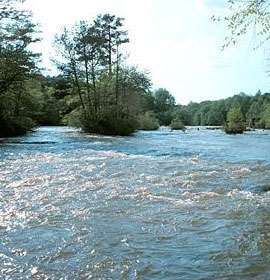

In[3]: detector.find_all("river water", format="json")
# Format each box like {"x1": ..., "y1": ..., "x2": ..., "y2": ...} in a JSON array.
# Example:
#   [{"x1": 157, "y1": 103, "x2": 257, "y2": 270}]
[{"x1": 0, "y1": 126, "x2": 270, "y2": 279}]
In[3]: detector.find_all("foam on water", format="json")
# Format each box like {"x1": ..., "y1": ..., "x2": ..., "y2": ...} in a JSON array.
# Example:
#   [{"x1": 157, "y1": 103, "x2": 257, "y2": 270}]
[{"x1": 1, "y1": 126, "x2": 270, "y2": 279}]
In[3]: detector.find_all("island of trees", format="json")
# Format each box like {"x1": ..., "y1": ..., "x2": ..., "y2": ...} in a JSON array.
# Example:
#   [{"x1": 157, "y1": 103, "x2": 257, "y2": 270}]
[{"x1": 1, "y1": 0, "x2": 270, "y2": 137}]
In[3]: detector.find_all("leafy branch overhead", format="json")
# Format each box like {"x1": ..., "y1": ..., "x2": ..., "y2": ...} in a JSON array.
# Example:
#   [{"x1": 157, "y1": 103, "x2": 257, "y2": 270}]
[{"x1": 212, "y1": 0, "x2": 270, "y2": 49}]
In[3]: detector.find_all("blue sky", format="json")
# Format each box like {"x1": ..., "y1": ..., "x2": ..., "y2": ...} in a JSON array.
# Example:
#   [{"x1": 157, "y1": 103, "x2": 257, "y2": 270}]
[{"x1": 24, "y1": 0, "x2": 270, "y2": 104}]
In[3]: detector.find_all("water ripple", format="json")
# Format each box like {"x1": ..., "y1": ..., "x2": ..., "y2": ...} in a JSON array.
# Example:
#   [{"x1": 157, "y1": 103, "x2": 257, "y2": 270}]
[{"x1": 1, "y1": 126, "x2": 270, "y2": 279}]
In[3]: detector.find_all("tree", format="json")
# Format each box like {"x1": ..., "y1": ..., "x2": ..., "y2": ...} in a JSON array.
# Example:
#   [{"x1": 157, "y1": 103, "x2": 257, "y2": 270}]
[
  {"x1": 137, "y1": 111, "x2": 160, "y2": 130},
  {"x1": 0, "y1": 0, "x2": 41, "y2": 136},
  {"x1": 225, "y1": 107, "x2": 246, "y2": 134},
  {"x1": 24, "y1": 76, "x2": 68, "y2": 126},
  {"x1": 153, "y1": 88, "x2": 176, "y2": 125},
  {"x1": 172, "y1": 106, "x2": 191, "y2": 125},
  {"x1": 53, "y1": 14, "x2": 151, "y2": 136},
  {"x1": 207, "y1": 104, "x2": 226, "y2": 126},
  {"x1": 0, "y1": 0, "x2": 40, "y2": 93},
  {"x1": 94, "y1": 14, "x2": 129, "y2": 74},
  {"x1": 261, "y1": 104, "x2": 270, "y2": 129},
  {"x1": 154, "y1": 88, "x2": 175, "y2": 112},
  {"x1": 247, "y1": 102, "x2": 262, "y2": 127},
  {"x1": 53, "y1": 27, "x2": 87, "y2": 115},
  {"x1": 170, "y1": 117, "x2": 185, "y2": 131}
]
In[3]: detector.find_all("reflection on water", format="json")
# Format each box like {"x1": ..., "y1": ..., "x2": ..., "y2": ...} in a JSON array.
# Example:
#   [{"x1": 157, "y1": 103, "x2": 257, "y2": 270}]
[{"x1": 0, "y1": 126, "x2": 270, "y2": 279}]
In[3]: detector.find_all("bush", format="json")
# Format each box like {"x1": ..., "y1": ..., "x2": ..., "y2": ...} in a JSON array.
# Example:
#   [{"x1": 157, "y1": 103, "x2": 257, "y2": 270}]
[
  {"x1": 62, "y1": 108, "x2": 83, "y2": 127},
  {"x1": 170, "y1": 118, "x2": 185, "y2": 130},
  {"x1": 63, "y1": 108, "x2": 138, "y2": 136},
  {"x1": 0, "y1": 116, "x2": 36, "y2": 137},
  {"x1": 137, "y1": 111, "x2": 160, "y2": 130},
  {"x1": 16, "y1": 117, "x2": 36, "y2": 130},
  {"x1": 156, "y1": 111, "x2": 174, "y2": 126},
  {"x1": 225, "y1": 108, "x2": 246, "y2": 134},
  {"x1": 83, "y1": 116, "x2": 138, "y2": 136}
]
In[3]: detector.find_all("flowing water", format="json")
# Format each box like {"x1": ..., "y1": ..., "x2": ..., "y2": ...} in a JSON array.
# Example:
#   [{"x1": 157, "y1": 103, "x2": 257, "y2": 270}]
[{"x1": 1, "y1": 126, "x2": 270, "y2": 279}]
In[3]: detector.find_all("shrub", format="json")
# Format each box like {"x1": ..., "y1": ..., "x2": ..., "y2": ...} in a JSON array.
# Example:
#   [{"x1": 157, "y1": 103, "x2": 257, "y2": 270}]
[
  {"x1": 170, "y1": 118, "x2": 185, "y2": 130},
  {"x1": 62, "y1": 108, "x2": 83, "y2": 127},
  {"x1": 137, "y1": 111, "x2": 160, "y2": 130},
  {"x1": 83, "y1": 117, "x2": 138, "y2": 136},
  {"x1": 0, "y1": 116, "x2": 36, "y2": 137},
  {"x1": 63, "y1": 108, "x2": 138, "y2": 136}
]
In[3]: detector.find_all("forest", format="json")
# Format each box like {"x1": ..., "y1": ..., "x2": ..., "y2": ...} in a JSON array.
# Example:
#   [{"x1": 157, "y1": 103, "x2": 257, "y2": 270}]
[{"x1": 1, "y1": 0, "x2": 270, "y2": 137}]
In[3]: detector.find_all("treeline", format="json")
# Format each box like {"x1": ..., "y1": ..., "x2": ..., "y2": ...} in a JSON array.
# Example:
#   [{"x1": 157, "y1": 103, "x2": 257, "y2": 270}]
[
  {"x1": 0, "y1": 0, "x2": 182, "y2": 137},
  {"x1": 0, "y1": 0, "x2": 152, "y2": 137},
  {"x1": 140, "y1": 89, "x2": 270, "y2": 132},
  {"x1": 1, "y1": 0, "x2": 270, "y2": 137},
  {"x1": 178, "y1": 91, "x2": 270, "y2": 129}
]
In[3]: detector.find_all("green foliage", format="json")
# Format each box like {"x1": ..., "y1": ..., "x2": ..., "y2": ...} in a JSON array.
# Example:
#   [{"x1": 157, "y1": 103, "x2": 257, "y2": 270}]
[
  {"x1": 0, "y1": 0, "x2": 41, "y2": 136},
  {"x1": 137, "y1": 111, "x2": 160, "y2": 130},
  {"x1": 225, "y1": 107, "x2": 246, "y2": 134},
  {"x1": 94, "y1": 14, "x2": 129, "y2": 73},
  {"x1": 0, "y1": 116, "x2": 36, "y2": 137},
  {"x1": 180, "y1": 92, "x2": 270, "y2": 128},
  {"x1": 153, "y1": 88, "x2": 176, "y2": 125},
  {"x1": 213, "y1": 0, "x2": 270, "y2": 49},
  {"x1": 212, "y1": 2, "x2": 270, "y2": 130},
  {"x1": 141, "y1": 88, "x2": 176, "y2": 126},
  {"x1": 22, "y1": 78, "x2": 66, "y2": 126},
  {"x1": 170, "y1": 118, "x2": 185, "y2": 130},
  {"x1": 62, "y1": 108, "x2": 84, "y2": 127},
  {"x1": 261, "y1": 105, "x2": 270, "y2": 129},
  {"x1": 154, "y1": 88, "x2": 175, "y2": 111},
  {"x1": 247, "y1": 102, "x2": 262, "y2": 128},
  {"x1": 53, "y1": 14, "x2": 151, "y2": 136},
  {"x1": 2, "y1": 5, "x2": 269, "y2": 138},
  {"x1": 187, "y1": 101, "x2": 226, "y2": 126},
  {"x1": 172, "y1": 107, "x2": 191, "y2": 125},
  {"x1": 82, "y1": 116, "x2": 137, "y2": 136}
]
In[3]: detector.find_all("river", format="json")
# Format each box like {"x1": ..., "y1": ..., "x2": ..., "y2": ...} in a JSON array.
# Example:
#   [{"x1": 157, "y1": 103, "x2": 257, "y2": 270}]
[{"x1": 0, "y1": 126, "x2": 270, "y2": 279}]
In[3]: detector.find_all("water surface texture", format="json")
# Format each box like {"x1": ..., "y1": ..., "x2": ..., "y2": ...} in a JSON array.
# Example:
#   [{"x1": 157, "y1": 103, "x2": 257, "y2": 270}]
[{"x1": 1, "y1": 126, "x2": 270, "y2": 279}]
